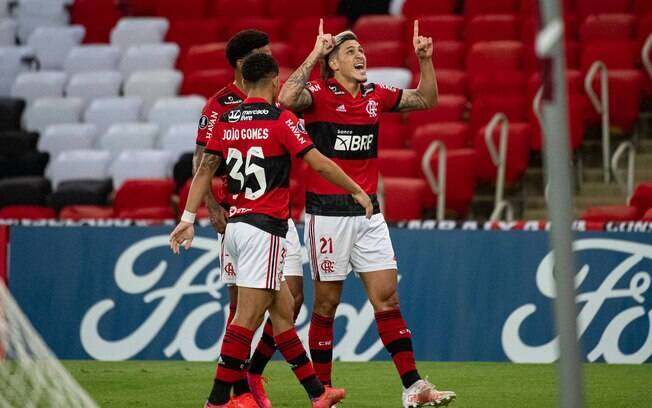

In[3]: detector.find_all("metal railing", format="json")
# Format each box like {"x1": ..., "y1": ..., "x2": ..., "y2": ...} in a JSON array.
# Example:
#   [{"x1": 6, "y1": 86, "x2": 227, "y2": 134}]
[
  {"x1": 421, "y1": 141, "x2": 446, "y2": 221},
  {"x1": 644, "y1": 34, "x2": 652, "y2": 80},
  {"x1": 584, "y1": 61, "x2": 610, "y2": 183},
  {"x1": 610, "y1": 141, "x2": 636, "y2": 203},
  {"x1": 485, "y1": 113, "x2": 513, "y2": 221}
]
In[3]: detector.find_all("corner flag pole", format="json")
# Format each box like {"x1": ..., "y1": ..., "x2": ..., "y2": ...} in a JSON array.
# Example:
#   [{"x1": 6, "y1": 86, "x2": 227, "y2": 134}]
[{"x1": 536, "y1": 1, "x2": 585, "y2": 408}]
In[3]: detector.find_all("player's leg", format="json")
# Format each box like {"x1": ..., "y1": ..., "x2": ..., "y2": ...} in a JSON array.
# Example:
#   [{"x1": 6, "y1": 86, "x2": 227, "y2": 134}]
[{"x1": 219, "y1": 233, "x2": 239, "y2": 326}]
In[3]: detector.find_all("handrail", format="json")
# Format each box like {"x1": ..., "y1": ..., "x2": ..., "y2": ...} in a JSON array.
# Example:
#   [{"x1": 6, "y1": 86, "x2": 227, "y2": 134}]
[
  {"x1": 610, "y1": 141, "x2": 636, "y2": 203},
  {"x1": 643, "y1": 34, "x2": 652, "y2": 80},
  {"x1": 584, "y1": 60, "x2": 610, "y2": 183},
  {"x1": 421, "y1": 140, "x2": 446, "y2": 221},
  {"x1": 485, "y1": 113, "x2": 509, "y2": 219},
  {"x1": 533, "y1": 86, "x2": 544, "y2": 124},
  {"x1": 489, "y1": 200, "x2": 515, "y2": 223}
]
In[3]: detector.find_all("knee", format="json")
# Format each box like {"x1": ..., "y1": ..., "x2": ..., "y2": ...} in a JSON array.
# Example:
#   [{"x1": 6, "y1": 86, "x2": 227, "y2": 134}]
[
  {"x1": 313, "y1": 294, "x2": 340, "y2": 318},
  {"x1": 371, "y1": 288, "x2": 400, "y2": 312},
  {"x1": 293, "y1": 291, "x2": 304, "y2": 315}
]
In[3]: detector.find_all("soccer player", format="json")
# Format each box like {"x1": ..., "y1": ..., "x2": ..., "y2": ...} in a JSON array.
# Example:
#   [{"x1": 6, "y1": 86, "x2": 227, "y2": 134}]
[
  {"x1": 278, "y1": 20, "x2": 457, "y2": 407},
  {"x1": 171, "y1": 53, "x2": 373, "y2": 408},
  {"x1": 194, "y1": 30, "x2": 306, "y2": 407}
]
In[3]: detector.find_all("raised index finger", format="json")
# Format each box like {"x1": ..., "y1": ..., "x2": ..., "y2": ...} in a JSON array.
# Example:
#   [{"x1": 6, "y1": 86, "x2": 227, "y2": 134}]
[
  {"x1": 319, "y1": 18, "x2": 324, "y2": 36},
  {"x1": 413, "y1": 19, "x2": 419, "y2": 39}
]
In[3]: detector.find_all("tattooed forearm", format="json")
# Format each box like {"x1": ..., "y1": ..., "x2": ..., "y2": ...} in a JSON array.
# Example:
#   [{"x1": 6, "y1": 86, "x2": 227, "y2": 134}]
[
  {"x1": 397, "y1": 90, "x2": 430, "y2": 112},
  {"x1": 192, "y1": 145, "x2": 205, "y2": 176},
  {"x1": 199, "y1": 153, "x2": 221, "y2": 174},
  {"x1": 279, "y1": 54, "x2": 318, "y2": 111}
]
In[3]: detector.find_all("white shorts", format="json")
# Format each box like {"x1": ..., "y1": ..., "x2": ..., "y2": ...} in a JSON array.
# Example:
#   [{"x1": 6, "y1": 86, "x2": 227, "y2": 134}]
[
  {"x1": 219, "y1": 219, "x2": 303, "y2": 284},
  {"x1": 223, "y1": 222, "x2": 286, "y2": 290},
  {"x1": 304, "y1": 213, "x2": 397, "y2": 282}
]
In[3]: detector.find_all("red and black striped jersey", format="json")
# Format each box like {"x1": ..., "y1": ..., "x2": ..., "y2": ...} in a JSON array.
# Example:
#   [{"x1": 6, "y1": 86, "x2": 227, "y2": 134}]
[
  {"x1": 205, "y1": 97, "x2": 315, "y2": 237},
  {"x1": 302, "y1": 78, "x2": 403, "y2": 216}
]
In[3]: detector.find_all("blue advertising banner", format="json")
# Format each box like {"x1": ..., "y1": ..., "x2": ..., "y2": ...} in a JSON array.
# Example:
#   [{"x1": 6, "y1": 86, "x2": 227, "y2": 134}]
[{"x1": 8, "y1": 226, "x2": 652, "y2": 363}]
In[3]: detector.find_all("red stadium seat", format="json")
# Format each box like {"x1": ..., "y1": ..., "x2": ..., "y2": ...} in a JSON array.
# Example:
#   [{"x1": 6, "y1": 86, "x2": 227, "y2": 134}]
[
  {"x1": 378, "y1": 149, "x2": 419, "y2": 178},
  {"x1": 59, "y1": 205, "x2": 114, "y2": 220},
  {"x1": 580, "y1": 14, "x2": 637, "y2": 44},
  {"x1": 382, "y1": 177, "x2": 427, "y2": 221},
  {"x1": 181, "y1": 43, "x2": 230, "y2": 72},
  {"x1": 362, "y1": 41, "x2": 406, "y2": 68},
  {"x1": 466, "y1": 15, "x2": 522, "y2": 46},
  {"x1": 421, "y1": 148, "x2": 477, "y2": 216},
  {"x1": 179, "y1": 178, "x2": 226, "y2": 212},
  {"x1": 71, "y1": 0, "x2": 124, "y2": 43},
  {"x1": 401, "y1": 0, "x2": 455, "y2": 17},
  {"x1": 113, "y1": 179, "x2": 175, "y2": 214},
  {"x1": 124, "y1": 0, "x2": 157, "y2": 15},
  {"x1": 226, "y1": 18, "x2": 285, "y2": 42},
  {"x1": 266, "y1": 0, "x2": 327, "y2": 17},
  {"x1": 429, "y1": 41, "x2": 465, "y2": 70},
  {"x1": 470, "y1": 96, "x2": 529, "y2": 130},
  {"x1": 379, "y1": 122, "x2": 408, "y2": 150},
  {"x1": 521, "y1": 0, "x2": 576, "y2": 17},
  {"x1": 0, "y1": 205, "x2": 56, "y2": 220},
  {"x1": 465, "y1": 0, "x2": 519, "y2": 16},
  {"x1": 468, "y1": 71, "x2": 527, "y2": 99},
  {"x1": 156, "y1": 0, "x2": 210, "y2": 21},
  {"x1": 474, "y1": 123, "x2": 531, "y2": 184},
  {"x1": 406, "y1": 95, "x2": 467, "y2": 132},
  {"x1": 287, "y1": 17, "x2": 349, "y2": 66},
  {"x1": 530, "y1": 93, "x2": 587, "y2": 151},
  {"x1": 585, "y1": 70, "x2": 644, "y2": 129},
  {"x1": 581, "y1": 205, "x2": 642, "y2": 222},
  {"x1": 167, "y1": 20, "x2": 223, "y2": 52},
  {"x1": 411, "y1": 123, "x2": 471, "y2": 157},
  {"x1": 354, "y1": 15, "x2": 407, "y2": 43},
  {"x1": 635, "y1": 0, "x2": 652, "y2": 14},
  {"x1": 466, "y1": 42, "x2": 524, "y2": 76},
  {"x1": 181, "y1": 69, "x2": 233, "y2": 98},
  {"x1": 576, "y1": 0, "x2": 634, "y2": 21},
  {"x1": 642, "y1": 208, "x2": 652, "y2": 221},
  {"x1": 270, "y1": 43, "x2": 292, "y2": 67},
  {"x1": 116, "y1": 207, "x2": 176, "y2": 221},
  {"x1": 211, "y1": 0, "x2": 266, "y2": 17},
  {"x1": 527, "y1": 70, "x2": 584, "y2": 100},
  {"x1": 417, "y1": 69, "x2": 465, "y2": 95},
  {"x1": 630, "y1": 182, "x2": 652, "y2": 213},
  {"x1": 406, "y1": 15, "x2": 463, "y2": 42}
]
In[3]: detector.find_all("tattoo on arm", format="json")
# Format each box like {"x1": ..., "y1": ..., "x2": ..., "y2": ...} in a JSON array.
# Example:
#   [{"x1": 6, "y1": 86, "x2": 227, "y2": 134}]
[
  {"x1": 396, "y1": 90, "x2": 430, "y2": 112},
  {"x1": 199, "y1": 153, "x2": 221, "y2": 175},
  {"x1": 192, "y1": 145, "x2": 205, "y2": 176},
  {"x1": 281, "y1": 59, "x2": 315, "y2": 111}
]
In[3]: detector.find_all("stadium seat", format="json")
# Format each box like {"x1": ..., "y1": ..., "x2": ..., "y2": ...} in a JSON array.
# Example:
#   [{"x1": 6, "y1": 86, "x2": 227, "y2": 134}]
[
  {"x1": 467, "y1": 71, "x2": 527, "y2": 99},
  {"x1": 382, "y1": 177, "x2": 426, "y2": 221},
  {"x1": 110, "y1": 17, "x2": 170, "y2": 50},
  {"x1": 180, "y1": 69, "x2": 233, "y2": 98},
  {"x1": 420, "y1": 41, "x2": 465, "y2": 70},
  {"x1": 585, "y1": 70, "x2": 643, "y2": 130},
  {"x1": 464, "y1": 0, "x2": 519, "y2": 16},
  {"x1": 0, "y1": 176, "x2": 51, "y2": 207},
  {"x1": 406, "y1": 15, "x2": 463, "y2": 44},
  {"x1": 421, "y1": 148, "x2": 477, "y2": 216},
  {"x1": 178, "y1": 177, "x2": 227, "y2": 211},
  {"x1": 109, "y1": 150, "x2": 174, "y2": 189},
  {"x1": 470, "y1": 96, "x2": 529, "y2": 130},
  {"x1": 124, "y1": 70, "x2": 183, "y2": 113},
  {"x1": 378, "y1": 149, "x2": 418, "y2": 178},
  {"x1": 59, "y1": 205, "x2": 114, "y2": 220},
  {"x1": 15, "y1": 0, "x2": 68, "y2": 44},
  {"x1": 147, "y1": 96, "x2": 206, "y2": 133},
  {"x1": 48, "y1": 179, "x2": 113, "y2": 210},
  {"x1": 366, "y1": 68, "x2": 412, "y2": 89},
  {"x1": 119, "y1": 43, "x2": 180, "y2": 78},
  {"x1": 401, "y1": 0, "x2": 455, "y2": 16},
  {"x1": 354, "y1": 15, "x2": 406, "y2": 43},
  {"x1": 38, "y1": 123, "x2": 98, "y2": 160},
  {"x1": 0, "y1": 205, "x2": 56, "y2": 220},
  {"x1": 166, "y1": 19, "x2": 224, "y2": 51},
  {"x1": 416, "y1": 69, "x2": 465, "y2": 95},
  {"x1": 363, "y1": 41, "x2": 405, "y2": 68},
  {"x1": 378, "y1": 122, "x2": 408, "y2": 150},
  {"x1": 0, "y1": 98, "x2": 26, "y2": 131},
  {"x1": 113, "y1": 178, "x2": 175, "y2": 215},
  {"x1": 225, "y1": 17, "x2": 284, "y2": 42},
  {"x1": 466, "y1": 15, "x2": 522, "y2": 46},
  {"x1": 22, "y1": 97, "x2": 85, "y2": 133},
  {"x1": 630, "y1": 182, "x2": 652, "y2": 213},
  {"x1": 635, "y1": 0, "x2": 652, "y2": 14},
  {"x1": 180, "y1": 42, "x2": 230, "y2": 72},
  {"x1": 580, "y1": 41, "x2": 637, "y2": 71},
  {"x1": 0, "y1": 46, "x2": 34, "y2": 96},
  {"x1": 642, "y1": 208, "x2": 652, "y2": 221},
  {"x1": 576, "y1": 0, "x2": 634, "y2": 21},
  {"x1": 11, "y1": 71, "x2": 67, "y2": 105},
  {"x1": 211, "y1": 0, "x2": 266, "y2": 17},
  {"x1": 48, "y1": 149, "x2": 112, "y2": 189},
  {"x1": 520, "y1": 0, "x2": 577, "y2": 17},
  {"x1": 581, "y1": 205, "x2": 642, "y2": 222},
  {"x1": 63, "y1": 45, "x2": 122, "y2": 76},
  {"x1": 474, "y1": 123, "x2": 531, "y2": 184},
  {"x1": 83, "y1": 97, "x2": 144, "y2": 135},
  {"x1": 27, "y1": 26, "x2": 85, "y2": 70},
  {"x1": 467, "y1": 42, "x2": 524, "y2": 76},
  {"x1": 155, "y1": 0, "x2": 210, "y2": 21},
  {"x1": 65, "y1": 71, "x2": 123, "y2": 107},
  {"x1": 411, "y1": 123, "x2": 471, "y2": 157},
  {"x1": 124, "y1": 0, "x2": 158, "y2": 16},
  {"x1": 579, "y1": 14, "x2": 636, "y2": 45},
  {"x1": 0, "y1": 18, "x2": 17, "y2": 46},
  {"x1": 406, "y1": 95, "x2": 467, "y2": 133},
  {"x1": 70, "y1": 0, "x2": 123, "y2": 43},
  {"x1": 0, "y1": 130, "x2": 38, "y2": 158},
  {"x1": 266, "y1": 0, "x2": 327, "y2": 17},
  {"x1": 159, "y1": 123, "x2": 197, "y2": 161},
  {"x1": 530, "y1": 94, "x2": 587, "y2": 152},
  {"x1": 97, "y1": 123, "x2": 159, "y2": 160},
  {"x1": 0, "y1": 150, "x2": 49, "y2": 179}
]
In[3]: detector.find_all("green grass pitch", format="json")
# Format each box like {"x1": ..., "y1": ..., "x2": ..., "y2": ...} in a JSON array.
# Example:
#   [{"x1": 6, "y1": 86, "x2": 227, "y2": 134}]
[{"x1": 64, "y1": 361, "x2": 652, "y2": 408}]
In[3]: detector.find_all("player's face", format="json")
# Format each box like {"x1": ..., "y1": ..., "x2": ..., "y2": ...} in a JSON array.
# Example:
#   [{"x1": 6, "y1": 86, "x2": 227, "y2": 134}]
[{"x1": 332, "y1": 40, "x2": 367, "y2": 83}]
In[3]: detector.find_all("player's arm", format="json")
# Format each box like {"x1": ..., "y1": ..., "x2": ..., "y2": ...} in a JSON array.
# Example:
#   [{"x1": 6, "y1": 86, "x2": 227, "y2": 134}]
[
  {"x1": 396, "y1": 20, "x2": 439, "y2": 112},
  {"x1": 170, "y1": 153, "x2": 222, "y2": 254},
  {"x1": 278, "y1": 18, "x2": 334, "y2": 111},
  {"x1": 302, "y1": 148, "x2": 373, "y2": 219},
  {"x1": 194, "y1": 138, "x2": 228, "y2": 234}
]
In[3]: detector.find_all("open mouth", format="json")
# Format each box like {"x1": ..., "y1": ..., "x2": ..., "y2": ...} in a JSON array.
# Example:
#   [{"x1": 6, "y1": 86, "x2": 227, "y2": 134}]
[{"x1": 354, "y1": 62, "x2": 366, "y2": 72}]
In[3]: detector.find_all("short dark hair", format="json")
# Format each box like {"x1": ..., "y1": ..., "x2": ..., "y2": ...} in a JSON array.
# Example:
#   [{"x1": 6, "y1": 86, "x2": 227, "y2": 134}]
[
  {"x1": 242, "y1": 53, "x2": 279, "y2": 84},
  {"x1": 225, "y1": 30, "x2": 269, "y2": 68},
  {"x1": 323, "y1": 30, "x2": 359, "y2": 79}
]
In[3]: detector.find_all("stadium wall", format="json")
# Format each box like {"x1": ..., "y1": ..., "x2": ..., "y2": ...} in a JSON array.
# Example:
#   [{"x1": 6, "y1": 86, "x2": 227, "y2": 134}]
[{"x1": 7, "y1": 225, "x2": 652, "y2": 364}]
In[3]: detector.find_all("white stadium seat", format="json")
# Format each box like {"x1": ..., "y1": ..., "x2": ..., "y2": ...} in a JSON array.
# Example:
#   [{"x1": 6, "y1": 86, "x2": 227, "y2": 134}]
[
  {"x1": 0, "y1": 18, "x2": 17, "y2": 46},
  {"x1": 0, "y1": 0, "x2": 9, "y2": 18},
  {"x1": 110, "y1": 17, "x2": 169, "y2": 50},
  {"x1": 49, "y1": 149, "x2": 111, "y2": 189},
  {"x1": 63, "y1": 45, "x2": 121, "y2": 76},
  {"x1": 118, "y1": 43, "x2": 179, "y2": 78},
  {"x1": 16, "y1": 0, "x2": 68, "y2": 44},
  {"x1": 109, "y1": 149, "x2": 173, "y2": 189},
  {"x1": 84, "y1": 97, "x2": 143, "y2": 134},
  {"x1": 11, "y1": 71, "x2": 66, "y2": 105},
  {"x1": 123, "y1": 69, "x2": 182, "y2": 113},
  {"x1": 27, "y1": 25, "x2": 85, "y2": 70},
  {"x1": 159, "y1": 123, "x2": 197, "y2": 160},
  {"x1": 22, "y1": 97, "x2": 84, "y2": 132},
  {"x1": 38, "y1": 123, "x2": 99, "y2": 160},
  {"x1": 148, "y1": 96, "x2": 205, "y2": 133},
  {"x1": 365, "y1": 68, "x2": 413, "y2": 89},
  {"x1": 0, "y1": 46, "x2": 34, "y2": 95},
  {"x1": 65, "y1": 70, "x2": 122, "y2": 106},
  {"x1": 98, "y1": 123, "x2": 159, "y2": 159}
]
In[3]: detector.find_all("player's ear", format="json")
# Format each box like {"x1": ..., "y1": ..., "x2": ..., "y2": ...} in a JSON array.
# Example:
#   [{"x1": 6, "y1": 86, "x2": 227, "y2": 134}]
[
  {"x1": 235, "y1": 58, "x2": 244, "y2": 71},
  {"x1": 328, "y1": 54, "x2": 338, "y2": 72}
]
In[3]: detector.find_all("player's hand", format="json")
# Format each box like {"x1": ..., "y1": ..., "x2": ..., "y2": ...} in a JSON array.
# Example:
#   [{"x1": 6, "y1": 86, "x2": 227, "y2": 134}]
[
  {"x1": 313, "y1": 18, "x2": 335, "y2": 58},
  {"x1": 207, "y1": 203, "x2": 228, "y2": 234},
  {"x1": 169, "y1": 222, "x2": 195, "y2": 254},
  {"x1": 413, "y1": 20, "x2": 433, "y2": 60},
  {"x1": 352, "y1": 190, "x2": 373, "y2": 219}
]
